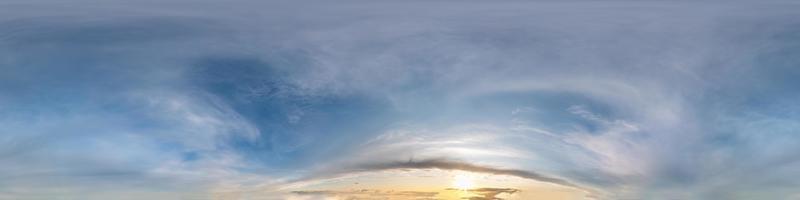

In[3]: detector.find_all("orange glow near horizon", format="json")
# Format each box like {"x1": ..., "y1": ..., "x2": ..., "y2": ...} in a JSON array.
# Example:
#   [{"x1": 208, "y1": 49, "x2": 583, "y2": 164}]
[{"x1": 279, "y1": 169, "x2": 592, "y2": 200}]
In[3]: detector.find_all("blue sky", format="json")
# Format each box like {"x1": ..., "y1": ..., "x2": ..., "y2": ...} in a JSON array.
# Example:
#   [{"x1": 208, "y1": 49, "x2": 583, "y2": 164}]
[{"x1": 2, "y1": 0, "x2": 800, "y2": 199}]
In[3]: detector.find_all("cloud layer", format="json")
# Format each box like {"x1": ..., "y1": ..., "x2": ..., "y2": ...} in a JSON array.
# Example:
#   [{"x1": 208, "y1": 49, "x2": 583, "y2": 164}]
[
  {"x1": 3, "y1": 0, "x2": 800, "y2": 199},
  {"x1": 354, "y1": 159, "x2": 581, "y2": 190}
]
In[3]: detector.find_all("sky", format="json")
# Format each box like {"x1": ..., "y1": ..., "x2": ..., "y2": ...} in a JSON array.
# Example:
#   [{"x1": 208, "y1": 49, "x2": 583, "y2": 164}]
[{"x1": 2, "y1": 0, "x2": 800, "y2": 199}]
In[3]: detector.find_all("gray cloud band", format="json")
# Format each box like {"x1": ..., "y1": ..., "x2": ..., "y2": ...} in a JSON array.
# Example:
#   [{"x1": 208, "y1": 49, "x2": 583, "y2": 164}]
[{"x1": 294, "y1": 158, "x2": 598, "y2": 197}]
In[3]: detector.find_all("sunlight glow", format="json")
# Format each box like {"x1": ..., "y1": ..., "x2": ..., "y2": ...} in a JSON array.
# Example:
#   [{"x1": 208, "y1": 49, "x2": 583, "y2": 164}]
[{"x1": 452, "y1": 173, "x2": 475, "y2": 190}]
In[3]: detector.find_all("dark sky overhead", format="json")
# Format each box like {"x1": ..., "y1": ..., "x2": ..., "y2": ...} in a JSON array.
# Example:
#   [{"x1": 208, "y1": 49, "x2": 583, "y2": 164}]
[{"x1": 2, "y1": 0, "x2": 800, "y2": 199}]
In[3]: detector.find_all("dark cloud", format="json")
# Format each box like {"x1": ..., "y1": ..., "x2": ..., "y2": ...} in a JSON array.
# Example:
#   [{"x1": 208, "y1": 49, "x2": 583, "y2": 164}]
[
  {"x1": 292, "y1": 189, "x2": 439, "y2": 199},
  {"x1": 354, "y1": 159, "x2": 584, "y2": 190},
  {"x1": 291, "y1": 187, "x2": 519, "y2": 200},
  {"x1": 291, "y1": 158, "x2": 595, "y2": 198}
]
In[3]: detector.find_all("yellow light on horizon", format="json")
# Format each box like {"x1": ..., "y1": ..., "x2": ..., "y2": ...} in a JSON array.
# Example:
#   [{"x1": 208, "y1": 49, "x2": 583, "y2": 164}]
[{"x1": 451, "y1": 173, "x2": 475, "y2": 190}]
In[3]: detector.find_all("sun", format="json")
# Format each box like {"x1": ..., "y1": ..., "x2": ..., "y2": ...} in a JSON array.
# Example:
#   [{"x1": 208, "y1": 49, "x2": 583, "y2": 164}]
[{"x1": 451, "y1": 173, "x2": 475, "y2": 190}]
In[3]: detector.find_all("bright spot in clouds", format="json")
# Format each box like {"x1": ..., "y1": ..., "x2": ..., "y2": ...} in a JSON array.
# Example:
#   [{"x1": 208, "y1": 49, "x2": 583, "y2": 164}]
[{"x1": 452, "y1": 173, "x2": 476, "y2": 190}]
